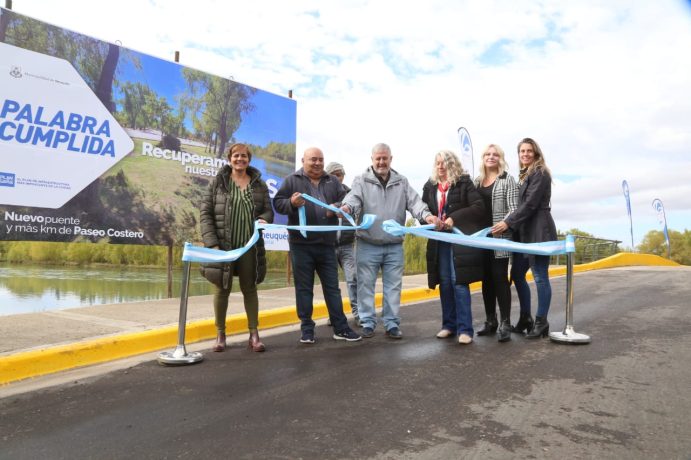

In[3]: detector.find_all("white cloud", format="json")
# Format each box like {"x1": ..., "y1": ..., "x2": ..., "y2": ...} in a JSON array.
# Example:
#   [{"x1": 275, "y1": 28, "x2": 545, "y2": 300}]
[{"x1": 12, "y1": 0, "x2": 691, "y2": 246}]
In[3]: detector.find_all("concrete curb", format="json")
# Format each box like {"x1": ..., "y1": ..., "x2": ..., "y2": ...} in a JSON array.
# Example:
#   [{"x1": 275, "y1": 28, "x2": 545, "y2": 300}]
[{"x1": 0, "y1": 253, "x2": 679, "y2": 385}]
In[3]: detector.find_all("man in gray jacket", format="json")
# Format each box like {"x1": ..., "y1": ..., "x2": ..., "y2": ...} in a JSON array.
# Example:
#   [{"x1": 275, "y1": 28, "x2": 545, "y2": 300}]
[
  {"x1": 325, "y1": 161, "x2": 359, "y2": 325},
  {"x1": 341, "y1": 143, "x2": 439, "y2": 339}
]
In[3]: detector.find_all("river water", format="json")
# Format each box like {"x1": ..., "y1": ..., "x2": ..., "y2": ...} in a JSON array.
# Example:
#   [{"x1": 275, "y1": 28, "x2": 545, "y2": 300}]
[{"x1": 0, "y1": 263, "x2": 291, "y2": 316}]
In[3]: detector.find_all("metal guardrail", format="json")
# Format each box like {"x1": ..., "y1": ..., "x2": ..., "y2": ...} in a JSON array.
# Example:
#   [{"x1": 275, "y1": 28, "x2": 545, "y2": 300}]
[{"x1": 553, "y1": 235, "x2": 622, "y2": 266}]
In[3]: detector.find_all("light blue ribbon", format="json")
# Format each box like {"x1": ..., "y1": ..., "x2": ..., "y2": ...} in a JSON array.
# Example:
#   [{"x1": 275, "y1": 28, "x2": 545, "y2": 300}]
[
  {"x1": 182, "y1": 225, "x2": 261, "y2": 263},
  {"x1": 382, "y1": 220, "x2": 575, "y2": 256},
  {"x1": 298, "y1": 193, "x2": 356, "y2": 237},
  {"x1": 183, "y1": 196, "x2": 376, "y2": 263}
]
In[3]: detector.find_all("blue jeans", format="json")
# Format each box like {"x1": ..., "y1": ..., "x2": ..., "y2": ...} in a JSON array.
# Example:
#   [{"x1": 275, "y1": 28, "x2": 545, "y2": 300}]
[
  {"x1": 335, "y1": 243, "x2": 358, "y2": 316},
  {"x1": 356, "y1": 240, "x2": 403, "y2": 332},
  {"x1": 290, "y1": 243, "x2": 349, "y2": 333},
  {"x1": 511, "y1": 253, "x2": 551, "y2": 318},
  {"x1": 438, "y1": 242, "x2": 473, "y2": 336}
]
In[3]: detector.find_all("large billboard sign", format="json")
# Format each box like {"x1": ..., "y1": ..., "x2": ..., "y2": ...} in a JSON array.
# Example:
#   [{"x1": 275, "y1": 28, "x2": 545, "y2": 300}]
[
  {"x1": 0, "y1": 7, "x2": 295, "y2": 249},
  {"x1": 1, "y1": 43, "x2": 134, "y2": 209}
]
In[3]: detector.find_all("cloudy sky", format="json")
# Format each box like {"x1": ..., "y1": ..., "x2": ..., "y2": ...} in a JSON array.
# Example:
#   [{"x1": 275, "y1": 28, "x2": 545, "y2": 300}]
[{"x1": 13, "y1": 0, "x2": 691, "y2": 248}]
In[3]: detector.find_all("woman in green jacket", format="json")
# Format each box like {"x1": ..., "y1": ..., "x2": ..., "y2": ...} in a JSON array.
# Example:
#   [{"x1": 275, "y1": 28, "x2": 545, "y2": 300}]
[{"x1": 200, "y1": 143, "x2": 273, "y2": 352}]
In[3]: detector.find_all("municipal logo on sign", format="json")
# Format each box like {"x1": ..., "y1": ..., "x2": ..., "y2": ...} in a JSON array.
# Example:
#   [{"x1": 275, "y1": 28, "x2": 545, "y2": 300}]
[
  {"x1": 0, "y1": 172, "x2": 16, "y2": 187},
  {"x1": 459, "y1": 128, "x2": 472, "y2": 155},
  {"x1": 457, "y1": 127, "x2": 474, "y2": 178},
  {"x1": 0, "y1": 42, "x2": 134, "y2": 208}
]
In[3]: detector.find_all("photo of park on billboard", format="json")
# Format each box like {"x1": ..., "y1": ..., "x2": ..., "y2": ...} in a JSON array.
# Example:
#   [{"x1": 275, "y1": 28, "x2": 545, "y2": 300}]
[{"x1": 0, "y1": 7, "x2": 296, "y2": 248}]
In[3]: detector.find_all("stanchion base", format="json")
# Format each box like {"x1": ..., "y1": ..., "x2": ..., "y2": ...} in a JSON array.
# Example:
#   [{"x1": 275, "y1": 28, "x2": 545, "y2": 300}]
[
  {"x1": 549, "y1": 326, "x2": 591, "y2": 344},
  {"x1": 157, "y1": 345, "x2": 204, "y2": 366}
]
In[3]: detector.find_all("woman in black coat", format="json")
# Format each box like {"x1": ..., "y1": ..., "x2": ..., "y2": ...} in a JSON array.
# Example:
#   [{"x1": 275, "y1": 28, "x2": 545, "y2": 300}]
[
  {"x1": 422, "y1": 150, "x2": 485, "y2": 345},
  {"x1": 200, "y1": 143, "x2": 274, "y2": 352},
  {"x1": 493, "y1": 138, "x2": 557, "y2": 339}
]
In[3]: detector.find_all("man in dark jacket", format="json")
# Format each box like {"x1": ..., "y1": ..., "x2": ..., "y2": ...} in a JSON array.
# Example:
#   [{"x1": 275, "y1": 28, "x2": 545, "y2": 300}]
[
  {"x1": 325, "y1": 161, "x2": 359, "y2": 325},
  {"x1": 273, "y1": 147, "x2": 361, "y2": 344}
]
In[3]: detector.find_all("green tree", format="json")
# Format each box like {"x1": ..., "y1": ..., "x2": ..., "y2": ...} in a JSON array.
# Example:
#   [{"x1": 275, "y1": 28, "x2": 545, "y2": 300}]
[
  {"x1": 0, "y1": 8, "x2": 12, "y2": 42},
  {"x1": 65, "y1": 241, "x2": 97, "y2": 264},
  {"x1": 402, "y1": 218, "x2": 428, "y2": 274},
  {"x1": 5, "y1": 242, "x2": 31, "y2": 263},
  {"x1": 183, "y1": 69, "x2": 256, "y2": 157},
  {"x1": 142, "y1": 92, "x2": 173, "y2": 134},
  {"x1": 557, "y1": 228, "x2": 621, "y2": 264},
  {"x1": 2, "y1": 10, "x2": 137, "y2": 105},
  {"x1": 403, "y1": 233, "x2": 427, "y2": 274},
  {"x1": 638, "y1": 229, "x2": 691, "y2": 265},
  {"x1": 95, "y1": 43, "x2": 119, "y2": 112},
  {"x1": 169, "y1": 94, "x2": 191, "y2": 139},
  {"x1": 28, "y1": 242, "x2": 64, "y2": 263},
  {"x1": 118, "y1": 82, "x2": 155, "y2": 129}
]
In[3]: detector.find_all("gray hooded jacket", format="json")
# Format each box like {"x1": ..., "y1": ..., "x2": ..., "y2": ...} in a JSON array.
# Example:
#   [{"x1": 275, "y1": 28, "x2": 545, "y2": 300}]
[{"x1": 342, "y1": 166, "x2": 432, "y2": 245}]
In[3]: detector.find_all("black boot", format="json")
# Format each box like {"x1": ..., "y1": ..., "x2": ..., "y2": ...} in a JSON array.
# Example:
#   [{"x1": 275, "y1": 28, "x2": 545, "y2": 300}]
[
  {"x1": 512, "y1": 313, "x2": 534, "y2": 334},
  {"x1": 476, "y1": 316, "x2": 498, "y2": 336},
  {"x1": 526, "y1": 316, "x2": 549, "y2": 339},
  {"x1": 497, "y1": 319, "x2": 512, "y2": 342}
]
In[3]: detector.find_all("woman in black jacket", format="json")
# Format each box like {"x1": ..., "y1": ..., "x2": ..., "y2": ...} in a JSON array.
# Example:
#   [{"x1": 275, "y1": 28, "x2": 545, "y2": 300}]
[
  {"x1": 200, "y1": 143, "x2": 273, "y2": 352},
  {"x1": 422, "y1": 150, "x2": 485, "y2": 345},
  {"x1": 493, "y1": 138, "x2": 557, "y2": 339}
]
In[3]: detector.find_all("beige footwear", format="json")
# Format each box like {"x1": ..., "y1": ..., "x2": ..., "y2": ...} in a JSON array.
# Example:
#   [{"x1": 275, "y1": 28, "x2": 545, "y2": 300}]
[
  {"x1": 458, "y1": 334, "x2": 473, "y2": 345},
  {"x1": 436, "y1": 329, "x2": 454, "y2": 339},
  {"x1": 212, "y1": 332, "x2": 227, "y2": 352}
]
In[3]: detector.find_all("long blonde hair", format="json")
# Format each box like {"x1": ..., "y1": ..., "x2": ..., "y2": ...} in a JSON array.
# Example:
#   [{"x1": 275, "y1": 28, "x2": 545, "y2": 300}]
[
  {"x1": 476, "y1": 143, "x2": 508, "y2": 183},
  {"x1": 430, "y1": 150, "x2": 464, "y2": 185}
]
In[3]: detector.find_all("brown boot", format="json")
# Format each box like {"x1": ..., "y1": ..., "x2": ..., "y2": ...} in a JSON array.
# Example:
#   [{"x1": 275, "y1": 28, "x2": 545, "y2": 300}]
[
  {"x1": 248, "y1": 329, "x2": 266, "y2": 352},
  {"x1": 212, "y1": 332, "x2": 226, "y2": 352}
]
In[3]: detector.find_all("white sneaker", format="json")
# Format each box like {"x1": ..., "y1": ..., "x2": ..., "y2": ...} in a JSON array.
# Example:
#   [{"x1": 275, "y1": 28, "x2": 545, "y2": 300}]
[
  {"x1": 458, "y1": 334, "x2": 473, "y2": 345},
  {"x1": 436, "y1": 329, "x2": 454, "y2": 339}
]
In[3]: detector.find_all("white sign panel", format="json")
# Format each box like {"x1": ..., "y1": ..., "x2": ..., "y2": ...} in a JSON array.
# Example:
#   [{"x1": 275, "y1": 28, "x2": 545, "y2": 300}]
[
  {"x1": 0, "y1": 42, "x2": 133, "y2": 209},
  {"x1": 262, "y1": 228, "x2": 289, "y2": 251}
]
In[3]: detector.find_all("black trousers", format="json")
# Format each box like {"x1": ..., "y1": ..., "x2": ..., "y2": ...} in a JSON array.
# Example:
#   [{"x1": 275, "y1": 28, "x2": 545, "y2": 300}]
[{"x1": 481, "y1": 252, "x2": 511, "y2": 321}]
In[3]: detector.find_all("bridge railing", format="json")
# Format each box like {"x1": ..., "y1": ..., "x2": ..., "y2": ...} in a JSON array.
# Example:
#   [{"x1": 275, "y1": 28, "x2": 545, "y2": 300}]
[{"x1": 553, "y1": 235, "x2": 622, "y2": 266}]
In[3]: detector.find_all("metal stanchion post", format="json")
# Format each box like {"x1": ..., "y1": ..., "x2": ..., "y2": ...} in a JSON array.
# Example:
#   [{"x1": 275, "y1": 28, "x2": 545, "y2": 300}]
[
  {"x1": 158, "y1": 261, "x2": 204, "y2": 365},
  {"x1": 549, "y1": 235, "x2": 591, "y2": 344}
]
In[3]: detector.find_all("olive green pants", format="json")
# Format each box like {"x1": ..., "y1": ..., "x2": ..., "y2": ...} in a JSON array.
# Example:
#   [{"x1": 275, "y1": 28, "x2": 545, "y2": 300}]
[{"x1": 213, "y1": 247, "x2": 259, "y2": 333}]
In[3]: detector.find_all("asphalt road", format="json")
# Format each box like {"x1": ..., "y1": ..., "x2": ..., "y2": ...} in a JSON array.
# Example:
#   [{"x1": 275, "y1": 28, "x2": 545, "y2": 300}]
[{"x1": 1, "y1": 267, "x2": 690, "y2": 459}]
